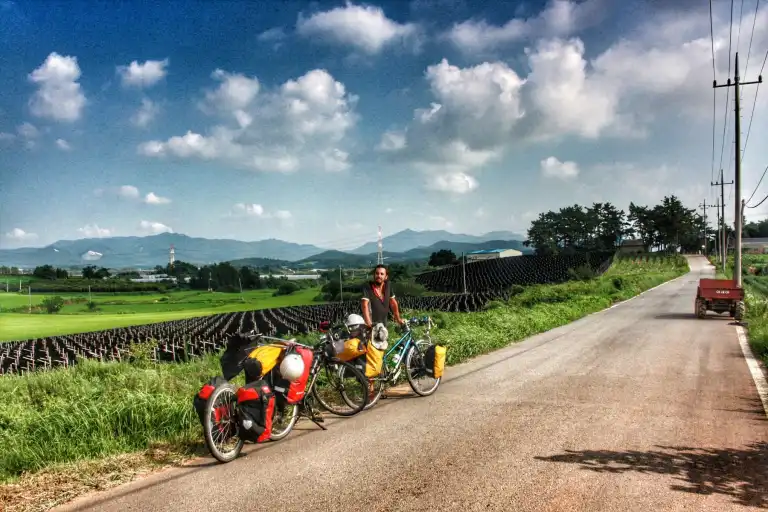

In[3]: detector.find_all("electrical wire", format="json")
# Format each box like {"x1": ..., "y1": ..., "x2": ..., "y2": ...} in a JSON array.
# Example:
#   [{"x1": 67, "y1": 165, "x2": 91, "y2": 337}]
[
  {"x1": 745, "y1": 168, "x2": 768, "y2": 208},
  {"x1": 746, "y1": 164, "x2": 768, "y2": 205},
  {"x1": 741, "y1": 48, "x2": 767, "y2": 164},
  {"x1": 744, "y1": 0, "x2": 761, "y2": 79}
]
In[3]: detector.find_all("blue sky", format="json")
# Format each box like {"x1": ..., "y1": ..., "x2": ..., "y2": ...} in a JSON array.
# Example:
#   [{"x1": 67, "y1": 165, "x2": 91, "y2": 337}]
[{"x1": 1, "y1": 0, "x2": 768, "y2": 250}]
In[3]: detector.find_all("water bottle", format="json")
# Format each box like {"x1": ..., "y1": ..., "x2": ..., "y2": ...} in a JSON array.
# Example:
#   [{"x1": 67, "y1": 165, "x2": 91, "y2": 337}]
[{"x1": 392, "y1": 352, "x2": 401, "y2": 365}]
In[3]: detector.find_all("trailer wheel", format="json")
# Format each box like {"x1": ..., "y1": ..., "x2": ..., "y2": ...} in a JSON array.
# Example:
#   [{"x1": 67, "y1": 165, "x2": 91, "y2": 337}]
[
  {"x1": 735, "y1": 301, "x2": 745, "y2": 321},
  {"x1": 696, "y1": 298, "x2": 706, "y2": 319}
]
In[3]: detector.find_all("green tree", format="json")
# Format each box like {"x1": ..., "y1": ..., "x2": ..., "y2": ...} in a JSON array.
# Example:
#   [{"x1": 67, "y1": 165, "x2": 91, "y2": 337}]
[{"x1": 428, "y1": 249, "x2": 458, "y2": 267}]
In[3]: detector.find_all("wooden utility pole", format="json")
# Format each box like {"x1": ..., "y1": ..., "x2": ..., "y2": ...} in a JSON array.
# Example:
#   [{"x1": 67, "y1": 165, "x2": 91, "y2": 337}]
[
  {"x1": 714, "y1": 52, "x2": 762, "y2": 287},
  {"x1": 699, "y1": 199, "x2": 716, "y2": 254},
  {"x1": 711, "y1": 168, "x2": 732, "y2": 270}
]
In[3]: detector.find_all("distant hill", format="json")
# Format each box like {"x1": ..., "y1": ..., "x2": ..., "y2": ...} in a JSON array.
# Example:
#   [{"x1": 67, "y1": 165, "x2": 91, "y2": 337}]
[
  {"x1": 349, "y1": 229, "x2": 525, "y2": 254},
  {"x1": 229, "y1": 239, "x2": 532, "y2": 269},
  {"x1": 0, "y1": 229, "x2": 529, "y2": 269},
  {"x1": 0, "y1": 233, "x2": 323, "y2": 269}
]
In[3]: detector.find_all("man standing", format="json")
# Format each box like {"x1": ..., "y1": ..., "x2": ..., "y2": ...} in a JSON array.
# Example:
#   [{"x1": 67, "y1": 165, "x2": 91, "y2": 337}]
[{"x1": 360, "y1": 264, "x2": 405, "y2": 328}]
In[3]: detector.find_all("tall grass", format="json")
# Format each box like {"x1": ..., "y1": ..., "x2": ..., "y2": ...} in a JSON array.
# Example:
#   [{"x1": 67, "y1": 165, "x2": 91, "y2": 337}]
[{"x1": 0, "y1": 253, "x2": 689, "y2": 483}]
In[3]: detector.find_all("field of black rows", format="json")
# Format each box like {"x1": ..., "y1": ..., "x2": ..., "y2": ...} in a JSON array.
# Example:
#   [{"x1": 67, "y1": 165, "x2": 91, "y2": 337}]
[
  {"x1": 415, "y1": 252, "x2": 615, "y2": 293},
  {"x1": 0, "y1": 292, "x2": 508, "y2": 375}
]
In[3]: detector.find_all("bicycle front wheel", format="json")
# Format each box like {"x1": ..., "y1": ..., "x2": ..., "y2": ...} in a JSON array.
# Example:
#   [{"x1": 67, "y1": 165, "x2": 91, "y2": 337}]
[
  {"x1": 203, "y1": 381, "x2": 244, "y2": 463},
  {"x1": 269, "y1": 397, "x2": 299, "y2": 441},
  {"x1": 312, "y1": 359, "x2": 370, "y2": 416}
]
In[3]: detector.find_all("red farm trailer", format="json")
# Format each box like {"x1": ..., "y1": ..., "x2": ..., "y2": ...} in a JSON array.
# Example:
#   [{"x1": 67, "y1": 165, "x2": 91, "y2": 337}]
[{"x1": 695, "y1": 278, "x2": 745, "y2": 320}]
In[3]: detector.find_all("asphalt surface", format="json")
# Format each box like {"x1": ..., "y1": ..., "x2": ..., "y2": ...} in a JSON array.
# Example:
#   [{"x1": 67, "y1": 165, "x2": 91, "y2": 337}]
[{"x1": 58, "y1": 255, "x2": 768, "y2": 511}]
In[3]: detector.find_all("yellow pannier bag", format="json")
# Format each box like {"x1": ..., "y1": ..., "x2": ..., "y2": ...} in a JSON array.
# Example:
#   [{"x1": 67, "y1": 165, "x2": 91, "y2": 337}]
[
  {"x1": 364, "y1": 341, "x2": 384, "y2": 378},
  {"x1": 246, "y1": 344, "x2": 285, "y2": 377},
  {"x1": 334, "y1": 337, "x2": 366, "y2": 362},
  {"x1": 424, "y1": 344, "x2": 446, "y2": 379}
]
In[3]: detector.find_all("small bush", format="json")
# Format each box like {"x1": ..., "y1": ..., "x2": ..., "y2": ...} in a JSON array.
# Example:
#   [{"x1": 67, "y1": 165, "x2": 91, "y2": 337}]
[{"x1": 41, "y1": 296, "x2": 65, "y2": 314}]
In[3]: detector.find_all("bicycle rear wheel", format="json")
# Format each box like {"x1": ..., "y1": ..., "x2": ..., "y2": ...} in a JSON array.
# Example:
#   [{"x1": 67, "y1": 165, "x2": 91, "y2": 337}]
[
  {"x1": 203, "y1": 381, "x2": 244, "y2": 463},
  {"x1": 405, "y1": 340, "x2": 441, "y2": 396},
  {"x1": 312, "y1": 359, "x2": 369, "y2": 416}
]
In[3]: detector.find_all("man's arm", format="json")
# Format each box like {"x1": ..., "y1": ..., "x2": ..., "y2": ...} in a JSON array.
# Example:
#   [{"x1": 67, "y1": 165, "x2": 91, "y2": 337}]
[
  {"x1": 361, "y1": 298, "x2": 372, "y2": 327},
  {"x1": 389, "y1": 296, "x2": 404, "y2": 325}
]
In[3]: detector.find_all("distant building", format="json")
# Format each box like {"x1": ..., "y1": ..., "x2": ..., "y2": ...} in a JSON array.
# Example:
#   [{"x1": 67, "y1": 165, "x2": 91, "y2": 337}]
[
  {"x1": 618, "y1": 239, "x2": 646, "y2": 254},
  {"x1": 466, "y1": 248, "x2": 522, "y2": 262},
  {"x1": 743, "y1": 238, "x2": 768, "y2": 253},
  {"x1": 130, "y1": 273, "x2": 177, "y2": 283}
]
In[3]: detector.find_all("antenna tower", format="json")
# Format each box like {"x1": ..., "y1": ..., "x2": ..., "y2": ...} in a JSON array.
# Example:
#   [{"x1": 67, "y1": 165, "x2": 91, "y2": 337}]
[
  {"x1": 377, "y1": 226, "x2": 384, "y2": 265},
  {"x1": 169, "y1": 244, "x2": 175, "y2": 270}
]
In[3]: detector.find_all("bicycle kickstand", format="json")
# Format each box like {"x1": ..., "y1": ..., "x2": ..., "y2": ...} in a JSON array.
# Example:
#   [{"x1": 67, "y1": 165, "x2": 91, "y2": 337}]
[{"x1": 301, "y1": 402, "x2": 328, "y2": 430}]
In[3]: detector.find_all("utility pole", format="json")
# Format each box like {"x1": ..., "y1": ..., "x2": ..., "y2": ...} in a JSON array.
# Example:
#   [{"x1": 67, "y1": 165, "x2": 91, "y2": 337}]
[
  {"x1": 714, "y1": 199, "x2": 721, "y2": 266},
  {"x1": 462, "y1": 252, "x2": 467, "y2": 294},
  {"x1": 711, "y1": 168, "x2": 733, "y2": 270},
  {"x1": 699, "y1": 199, "x2": 716, "y2": 255},
  {"x1": 377, "y1": 226, "x2": 383, "y2": 265},
  {"x1": 339, "y1": 265, "x2": 343, "y2": 303},
  {"x1": 714, "y1": 52, "x2": 762, "y2": 288}
]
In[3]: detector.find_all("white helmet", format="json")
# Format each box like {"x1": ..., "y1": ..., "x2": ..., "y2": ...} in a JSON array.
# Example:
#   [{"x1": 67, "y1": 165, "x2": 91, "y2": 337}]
[
  {"x1": 345, "y1": 314, "x2": 365, "y2": 328},
  {"x1": 279, "y1": 353, "x2": 305, "y2": 382}
]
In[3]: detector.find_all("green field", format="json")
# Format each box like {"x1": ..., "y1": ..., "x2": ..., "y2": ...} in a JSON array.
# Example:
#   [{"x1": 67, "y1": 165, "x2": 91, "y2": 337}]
[{"x1": 0, "y1": 287, "x2": 321, "y2": 342}]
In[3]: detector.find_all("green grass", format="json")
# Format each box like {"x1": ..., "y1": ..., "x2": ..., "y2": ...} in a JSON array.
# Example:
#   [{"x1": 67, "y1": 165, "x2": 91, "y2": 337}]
[
  {"x1": 0, "y1": 288, "x2": 321, "y2": 341},
  {"x1": 0, "y1": 253, "x2": 689, "y2": 486},
  {"x1": 703, "y1": 252, "x2": 768, "y2": 366}
]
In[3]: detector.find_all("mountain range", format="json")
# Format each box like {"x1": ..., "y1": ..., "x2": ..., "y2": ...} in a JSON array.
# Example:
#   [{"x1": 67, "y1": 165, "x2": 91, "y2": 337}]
[{"x1": 0, "y1": 229, "x2": 527, "y2": 269}]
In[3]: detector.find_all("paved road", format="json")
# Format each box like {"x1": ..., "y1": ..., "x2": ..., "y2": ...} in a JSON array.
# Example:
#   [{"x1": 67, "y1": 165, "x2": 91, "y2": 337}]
[{"x1": 59, "y1": 256, "x2": 768, "y2": 511}]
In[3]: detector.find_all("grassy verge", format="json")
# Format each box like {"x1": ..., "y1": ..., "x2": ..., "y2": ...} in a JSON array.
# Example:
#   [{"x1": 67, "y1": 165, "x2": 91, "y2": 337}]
[
  {"x1": 0, "y1": 254, "x2": 688, "y2": 510},
  {"x1": 706, "y1": 253, "x2": 768, "y2": 366}
]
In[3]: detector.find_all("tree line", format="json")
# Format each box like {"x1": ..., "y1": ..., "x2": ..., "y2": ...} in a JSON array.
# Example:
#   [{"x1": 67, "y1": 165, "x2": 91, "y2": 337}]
[{"x1": 524, "y1": 195, "x2": 718, "y2": 255}]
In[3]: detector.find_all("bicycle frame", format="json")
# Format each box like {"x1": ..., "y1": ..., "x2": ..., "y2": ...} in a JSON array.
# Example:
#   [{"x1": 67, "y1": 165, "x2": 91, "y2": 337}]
[{"x1": 374, "y1": 316, "x2": 433, "y2": 383}]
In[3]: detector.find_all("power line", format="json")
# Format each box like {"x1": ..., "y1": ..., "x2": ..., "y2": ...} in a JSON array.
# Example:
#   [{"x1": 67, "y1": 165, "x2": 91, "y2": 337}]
[
  {"x1": 745, "y1": 164, "x2": 768, "y2": 208},
  {"x1": 741, "y1": 48, "x2": 767, "y2": 163},
  {"x1": 743, "y1": 0, "x2": 761, "y2": 78}
]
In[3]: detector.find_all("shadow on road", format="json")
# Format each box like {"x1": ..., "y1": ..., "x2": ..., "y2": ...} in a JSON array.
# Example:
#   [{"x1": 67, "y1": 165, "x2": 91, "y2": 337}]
[
  {"x1": 534, "y1": 442, "x2": 768, "y2": 508},
  {"x1": 714, "y1": 396, "x2": 768, "y2": 421},
  {"x1": 653, "y1": 313, "x2": 734, "y2": 321}
]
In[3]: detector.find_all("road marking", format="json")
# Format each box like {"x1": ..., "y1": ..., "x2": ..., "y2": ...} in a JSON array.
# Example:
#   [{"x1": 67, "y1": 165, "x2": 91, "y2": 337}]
[{"x1": 736, "y1": 325, "x2": 768, "y2": 418}]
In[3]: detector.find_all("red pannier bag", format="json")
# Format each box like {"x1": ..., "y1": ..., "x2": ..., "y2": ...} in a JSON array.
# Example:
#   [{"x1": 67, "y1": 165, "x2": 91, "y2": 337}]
[
  {"x1": 236, "y1": 379, "x2": 275, "y2": 443},
  {"x1": 274, "y1": 346, "x2": 314, "y2": 405}
]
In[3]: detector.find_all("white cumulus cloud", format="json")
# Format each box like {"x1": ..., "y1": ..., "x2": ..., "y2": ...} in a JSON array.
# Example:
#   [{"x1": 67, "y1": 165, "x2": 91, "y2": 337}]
[
  {"x1": 230, "y1": 203, "x2": 293, "y2": 222},
  {"x1": 117, "y1": 58, "x2": 169, "y2": 88},
  {"x1": 78, "y1": 224, "x2": 112, "y2": 238},
  {"x1": 55, "y1": 138, "x2": 71, "y2": 151},
  {"x1": 139, "y1": 68, "x2": 358, "y2": 174},
  {"x1": 131, "y1": 98, "x2": 160, "y2": 127},
  {"x1": 446, "y1": 0, "x2": 605, "y2": 55},
  {"x1": 139, "y1": 220, "x2": 173, "y2": 234},
  {"x1": 540, "y1": 156, "x2": 579, "y2": 179},
  {"x1": 380, "y1": 3, "x2": 768, "y2": 194},
  {"x1": 5, "y1": 228, "x2": 37, "y2": 241},
  {"x1": 27, "y1": 52, "x2": 86, "y2": 122},
  {"x1": 144, "y1": 192, "x2": 171, "y2": 205},
  {"x1": 296, "y1": 2, "x2": 421, "y2": 54},
  {"x1": 118, "y1": 185, "x2": 140, "y2": 199}
]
